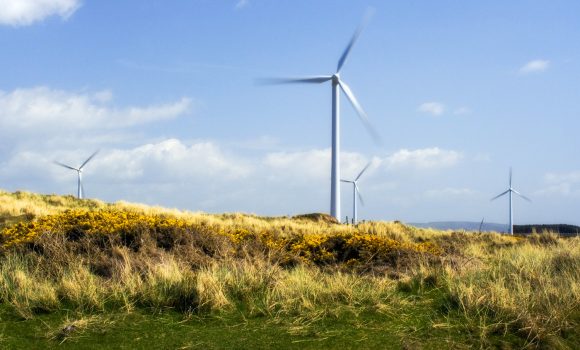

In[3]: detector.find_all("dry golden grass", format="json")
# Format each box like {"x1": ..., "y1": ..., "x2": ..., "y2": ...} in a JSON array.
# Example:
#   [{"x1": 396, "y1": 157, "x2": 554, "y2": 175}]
[
  {"x1": 0, "y1": 254, "x2": 59, "y2": 319},
  {"x1": 445, "y1": 238, "x2": 580, "y2": 344}
]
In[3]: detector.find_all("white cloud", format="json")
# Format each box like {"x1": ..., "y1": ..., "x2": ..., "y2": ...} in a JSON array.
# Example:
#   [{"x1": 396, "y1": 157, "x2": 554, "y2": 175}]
[
  {"x1": 0, "y1": 87, "x2": 192, "y2": 132},
  {"x1": 0, "y1": 139, "x2": 255, "y2": 211},
  {"x1": 519, "y1": 59, "x2": 550, "y2": 74},
  {"x1": 263, "y1": 148, "x2": 369, "y2": 183},
  {"x1": 1, "y1": 139, "x2": 251, "y2": 186},
  {"x1": 96, "y1": 139, "x2": 251, "y2": 182},
  {"x1": 0, "y1": 0, "x2": 81, "y2": 26},
  {"x1": 418, "y1": 102, "x2": 445, "y2": 116},
  {"x1": 383, "y1": 148, "x2": 462, "y2": 169},
  {"x1": 264, "y1": 149, "x2": 328, "y2": 181}
]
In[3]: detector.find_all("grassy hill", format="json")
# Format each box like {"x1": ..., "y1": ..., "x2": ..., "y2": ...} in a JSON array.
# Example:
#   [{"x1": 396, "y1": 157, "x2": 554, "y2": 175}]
[{"x1": 0, "y1": 189, "x2": 578, "y2": 349}]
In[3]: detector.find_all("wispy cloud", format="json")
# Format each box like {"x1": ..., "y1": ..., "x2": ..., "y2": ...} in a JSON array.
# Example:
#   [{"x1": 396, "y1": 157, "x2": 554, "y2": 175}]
[
  {"x1": 534, "y1": 171, "x2": 580, "y2": 197},
  {"x1": 424, "y1": 187, "x2": 475, "y2": 198},
  {"x1": 262, "y1": 146, "x2": 462, "y2": 182},
  {"x1": 453, "y1": 107, "x2": 471, "y2": 115},
  {"x1": 418, "y1": 102, "x2": 445, "y2": 116},
  {"x1": 0, "y1": 87, "x2": 192, "y2": 132},
  {"x1": 384, "y1": 148, "x2": 462, "y2": 169},
  {"x1": 0, "y1": 0, "x2": 81, "y2": 26},
  {"x1": 235, "y1": 0, "x2": 249, "y2": 9},
  {"x1": 519, "y1": 59, "x2": 550, "y2": 74},
  {"x1": 117, "y1": 59, "x2": 241, "y2": 74}
]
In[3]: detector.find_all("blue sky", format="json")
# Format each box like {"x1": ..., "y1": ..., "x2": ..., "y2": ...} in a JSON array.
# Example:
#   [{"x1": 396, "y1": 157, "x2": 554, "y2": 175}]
[{"x1": 1, "y1": 0, "x2": 579, "y2": 225}]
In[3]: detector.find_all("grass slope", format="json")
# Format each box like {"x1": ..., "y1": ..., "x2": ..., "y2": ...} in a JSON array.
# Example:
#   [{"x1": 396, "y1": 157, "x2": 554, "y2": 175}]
[{"x1": 0, "y1": 190, "x2": 578, "y2": 349}]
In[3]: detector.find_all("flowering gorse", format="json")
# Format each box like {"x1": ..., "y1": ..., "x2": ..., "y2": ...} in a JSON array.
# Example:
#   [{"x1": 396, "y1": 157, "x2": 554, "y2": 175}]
[{"x1": 1, "y1": 209, "x2": 442, "y2": 266}]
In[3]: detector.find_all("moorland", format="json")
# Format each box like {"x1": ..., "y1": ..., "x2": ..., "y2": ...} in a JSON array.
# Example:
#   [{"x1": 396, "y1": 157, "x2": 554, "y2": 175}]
[{"x1": 0, "y1": 190, "x2": 578, "y2": 349}]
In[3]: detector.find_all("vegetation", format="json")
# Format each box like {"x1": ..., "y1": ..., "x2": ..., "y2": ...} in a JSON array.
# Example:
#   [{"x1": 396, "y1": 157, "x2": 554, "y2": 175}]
[
  {"x1": 0, "y1": 189, "x2": 578, "y2": 349},
  {"x1": 514, "y1": 224, "x2": 580, "y2": 236}
]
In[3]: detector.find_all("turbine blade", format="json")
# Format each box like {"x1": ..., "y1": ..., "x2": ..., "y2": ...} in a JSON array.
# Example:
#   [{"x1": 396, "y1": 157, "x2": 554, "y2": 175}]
[
  {"x1": 336, "y1": 9, "x2": 373, "y2": 73},
  {"x1": 509, "y1": 167, "x2": 512, "y2": 187},
  {"x1": 338, "y1": 80, "x2": 382, "y2": 144},
  {"x1": 355, "y1": 184, "x2": 365, "y2": 206},
  {"x1": 490, "y1": 189, "x2": 509, "y2": 201},
  {"x1": 54, "y1": 161, "x2": 78, "y2": 171},
  {"x1": 340, "y1": 179, "x2": 353, "y2": 183},
  {"x1": 512, "y1": 189, "x2": 532, "y2": 202},
  {"x1": 256, "y1": 76, "x2": 332, "y2": 85},
  {"x1": 355, "y1": 161, "x2": 372, "y2": 181},
  {"x1": 80, "y1": 150, "x2": 99, "y2": 169}
]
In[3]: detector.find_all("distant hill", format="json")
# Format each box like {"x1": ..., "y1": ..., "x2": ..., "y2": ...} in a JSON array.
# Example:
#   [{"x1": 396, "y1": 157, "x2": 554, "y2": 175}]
[{"x1": 410, "y1": 221, "x2": 580, "y2": 236}]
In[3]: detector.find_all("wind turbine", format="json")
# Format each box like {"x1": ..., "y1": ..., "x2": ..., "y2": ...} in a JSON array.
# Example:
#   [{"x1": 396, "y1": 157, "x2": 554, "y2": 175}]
[
  {"x1": 54, "y1": 150, "x2": 99, "y2": 199},
  {"x1": 341, "y1": 162, "x2": 371, "y2": 225},
  {"x1": 262, "y1": 14, "x2": 380, "y2": 222},
  {"x1": 491, "y1": 168, "x2": 531, "y2": 235}
]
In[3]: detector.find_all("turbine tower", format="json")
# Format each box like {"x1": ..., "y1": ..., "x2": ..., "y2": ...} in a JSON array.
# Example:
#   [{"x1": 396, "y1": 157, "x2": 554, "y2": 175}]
[
  {"x1": 341, "y1": 162, "x2": 371, "y2": 224},
  {"x1": 263, "y1": 14, "x2": 379, "y2": 222},
  {"x1": 491, "y1": 168, "x2": 531, "y2": 235},
  {"x1": 54, "y1": 150, "x2": 99, "y2": 199}
]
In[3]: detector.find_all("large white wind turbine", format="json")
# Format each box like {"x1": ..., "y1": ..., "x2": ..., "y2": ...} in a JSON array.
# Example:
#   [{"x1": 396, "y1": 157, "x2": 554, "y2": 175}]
[
  {"x1": 491, "y1": 168, "x2": 531, "y2": 235},
  {"x1": 263, "y1": 15, "x2": 380, "y2": 222},
  {"x1": 341, "y1": 162, "x2": 371, "y2": 224},
  {"x1": 54, "y1": 150, "x2": 99, "y2": 199}
]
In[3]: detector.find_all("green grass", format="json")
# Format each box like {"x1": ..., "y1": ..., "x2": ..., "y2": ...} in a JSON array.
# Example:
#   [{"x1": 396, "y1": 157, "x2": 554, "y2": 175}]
[
  {"x1": 0, "y1": 292, "x2": 513, "y2": 350},
  {"x1": 0, "y1": 276, "x2": 539, "y2": 350}
]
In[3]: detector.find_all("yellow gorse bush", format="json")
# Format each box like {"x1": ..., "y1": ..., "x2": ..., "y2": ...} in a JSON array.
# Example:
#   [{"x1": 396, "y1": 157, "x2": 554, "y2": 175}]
[
  {"x1": 287, "y1": 232, "x2": 441, "y2": 265},
  {"x1": 0, "y1": 208, "x2": 442, "y2": 265},
  {"x1": 1, "y1": 209, "x2": 186, "y2": 247}
]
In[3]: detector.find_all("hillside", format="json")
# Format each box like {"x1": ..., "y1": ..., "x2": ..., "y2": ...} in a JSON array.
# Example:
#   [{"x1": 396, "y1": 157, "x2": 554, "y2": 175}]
[{"x1": 0, "y1": 190, "x2": 578, "y2": 349}]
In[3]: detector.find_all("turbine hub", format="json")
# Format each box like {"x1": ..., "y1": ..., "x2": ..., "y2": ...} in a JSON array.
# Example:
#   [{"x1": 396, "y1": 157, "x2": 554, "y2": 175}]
[{"x1": 332, "y1": 74, "x2": 340, "y2": 83}]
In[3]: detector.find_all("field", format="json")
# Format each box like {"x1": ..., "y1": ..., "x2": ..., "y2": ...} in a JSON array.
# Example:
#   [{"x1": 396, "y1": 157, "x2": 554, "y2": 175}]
[{"x1": 0, "y1": 189, "x2": 578, "y2": 349}]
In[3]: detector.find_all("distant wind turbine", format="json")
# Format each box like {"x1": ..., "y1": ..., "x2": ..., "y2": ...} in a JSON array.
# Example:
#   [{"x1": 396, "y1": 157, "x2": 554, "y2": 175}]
[
  {"x1": 491, "y1": 168, "x2": 531, "y2": 235},
  {"x1": 341, "y1": 162, "x2": 371, "y2": 224},
  {"x1": 54, "y1": 150, "x2": 99, "y2": 199},
  {"x1": 261, "y1": 12, "x2": 380, "y2": 222}
]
